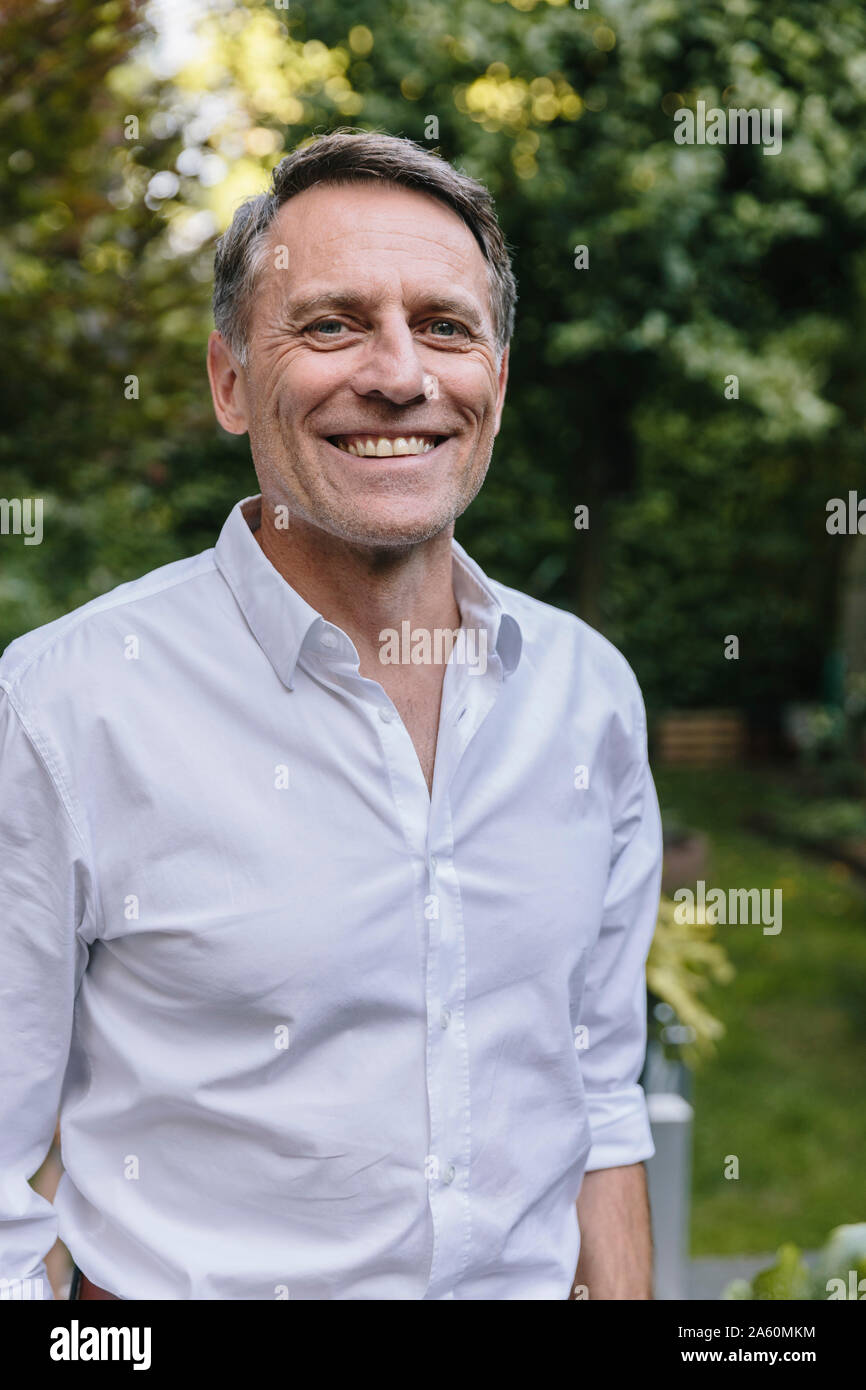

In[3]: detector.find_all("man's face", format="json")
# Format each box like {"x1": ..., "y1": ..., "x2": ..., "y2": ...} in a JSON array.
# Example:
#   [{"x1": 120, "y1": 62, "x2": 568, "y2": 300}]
[{"x1": 210, "y1": 180, "x2": 509, "y2": 549}]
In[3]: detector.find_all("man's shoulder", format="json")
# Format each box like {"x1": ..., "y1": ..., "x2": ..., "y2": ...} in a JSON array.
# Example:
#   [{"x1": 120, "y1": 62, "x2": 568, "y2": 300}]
[
  {"x1": 490, "y1": 577, "x2": 644, "y2": 705},
  {"x1": 0, "y1": 546, "x2": 218, "y2": 703}
]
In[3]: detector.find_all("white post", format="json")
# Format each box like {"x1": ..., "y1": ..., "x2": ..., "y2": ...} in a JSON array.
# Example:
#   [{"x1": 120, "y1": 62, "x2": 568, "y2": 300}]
[{"x1": 646, "y1": 1091, "x2": 694, "y2": 1300}]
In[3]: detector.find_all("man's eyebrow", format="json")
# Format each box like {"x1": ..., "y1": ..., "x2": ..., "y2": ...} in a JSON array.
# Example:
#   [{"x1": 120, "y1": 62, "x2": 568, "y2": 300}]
[{"x1": 283, "y1": 290, "x2": 487, "y2": 331}]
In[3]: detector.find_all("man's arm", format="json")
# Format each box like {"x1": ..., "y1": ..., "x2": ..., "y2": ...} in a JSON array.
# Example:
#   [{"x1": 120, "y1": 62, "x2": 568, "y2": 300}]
[
  {"x1": 0, "y1": 680, "x2": 89, "y2": 1300},
  {"x1": 572, "y1": 669, "x2": 662, "y2": 1299},
  {"x1": 572, "y1": 1163, "x2": 652, "y2": 1299}
]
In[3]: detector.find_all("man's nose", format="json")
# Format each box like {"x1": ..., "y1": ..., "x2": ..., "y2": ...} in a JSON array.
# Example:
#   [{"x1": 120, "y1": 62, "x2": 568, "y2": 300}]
[{"x1": 349, "y1": 315, "x2": 430, "y2": 404}]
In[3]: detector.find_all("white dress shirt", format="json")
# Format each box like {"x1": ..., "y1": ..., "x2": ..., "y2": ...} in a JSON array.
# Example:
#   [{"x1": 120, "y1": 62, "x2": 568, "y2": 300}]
[{"x1": 0, "y1": 493, "x2": 661, "y2": 1301}]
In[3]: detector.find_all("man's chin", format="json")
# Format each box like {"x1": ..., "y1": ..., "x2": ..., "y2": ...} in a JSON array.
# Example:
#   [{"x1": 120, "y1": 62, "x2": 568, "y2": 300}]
[{"x1": 312, "y1": 507, "x2": 459, "y2": 552}]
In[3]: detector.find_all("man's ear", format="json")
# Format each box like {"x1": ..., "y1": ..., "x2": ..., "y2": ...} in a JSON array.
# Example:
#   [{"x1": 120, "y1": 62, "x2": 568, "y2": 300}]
[
  {"x1": 207, "y1": 331, "x2": 250, "y2": 435},
  {"x1": 493, "y1": 344, "x2": 510, "y2": 436}
]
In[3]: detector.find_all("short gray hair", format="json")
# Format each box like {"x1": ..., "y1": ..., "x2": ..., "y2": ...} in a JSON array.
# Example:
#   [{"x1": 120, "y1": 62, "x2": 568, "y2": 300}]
[{"x1": 213, "y1": 128, "x2": 517, "y2": 366}]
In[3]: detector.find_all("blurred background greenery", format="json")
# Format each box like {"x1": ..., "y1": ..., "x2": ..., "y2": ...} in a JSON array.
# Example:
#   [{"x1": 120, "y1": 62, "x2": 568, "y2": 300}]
[{"x1": 2, "y1": 0, "x2": 865, "y2": 1270}]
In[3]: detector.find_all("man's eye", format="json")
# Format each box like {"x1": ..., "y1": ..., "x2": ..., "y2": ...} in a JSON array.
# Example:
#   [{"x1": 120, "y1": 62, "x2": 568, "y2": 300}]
[
  {"x1": 428, "y1": 319, "x2": 465, "y2": 337},
  {"x1": 304, "y1": 318, "x2": 466, "y2": 339},
  {"x1": 308, "y1": 319, "x2": 346, "y2": 336}
]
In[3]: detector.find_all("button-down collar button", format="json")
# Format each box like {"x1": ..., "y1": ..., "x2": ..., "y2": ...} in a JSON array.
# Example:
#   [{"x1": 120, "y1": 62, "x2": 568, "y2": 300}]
[
  {"x1": 443, "y1": 1164, "x2": 456, "y2": 1185},
  {"x1": 320, "y1": 631, "x2": 338, "y2": 649},
  {"x1": 378, "y1": 706, "x2": 395, "y2": 723},
  {"x1": 440, "y1": 1007, "x2": 451, "y2": 1029}
]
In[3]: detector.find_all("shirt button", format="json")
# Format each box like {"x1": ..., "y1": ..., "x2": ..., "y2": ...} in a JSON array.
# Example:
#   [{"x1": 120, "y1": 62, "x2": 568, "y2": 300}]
[
  {"x1": 320, "y1": 631, "x2": 338, "y2": 649},
  {"x1": 430, "y1": 855, "x2": 438, "y2": 873},
  {"x1": 443, "y1": 1164, "x2": 456, "y2": 1185},
  {"x1": 440, "y1": 1007, "x2": 451, "y2": 1029},
  {"x1": 378, "y1": 707, "x2": 394, "y2": 723}
]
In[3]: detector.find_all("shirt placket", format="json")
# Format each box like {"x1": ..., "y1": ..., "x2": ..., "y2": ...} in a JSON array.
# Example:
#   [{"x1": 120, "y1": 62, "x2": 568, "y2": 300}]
[
  {"x1": 423, "y1": 650, "x2": 504, "y2": 1299},
  {"x1": 320, "y1": 625, "x2": 504, "y2": 1298}
]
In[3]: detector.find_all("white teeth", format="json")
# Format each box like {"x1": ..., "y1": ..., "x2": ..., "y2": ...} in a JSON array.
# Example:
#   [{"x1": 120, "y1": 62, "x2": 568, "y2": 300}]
[{"x1": 333, "y1": 435, "x2": 440, "y2": 457}]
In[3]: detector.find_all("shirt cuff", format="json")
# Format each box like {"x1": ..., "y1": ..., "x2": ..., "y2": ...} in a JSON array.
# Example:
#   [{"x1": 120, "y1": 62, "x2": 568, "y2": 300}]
[{"x1": 583, "y1": 1084, "x2": 656, "y2": 1171}]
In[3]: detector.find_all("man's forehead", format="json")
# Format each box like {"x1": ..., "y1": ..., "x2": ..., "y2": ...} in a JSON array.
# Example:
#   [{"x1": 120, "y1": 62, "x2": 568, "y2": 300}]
[
  {"x1": 271, "y1": 178, "x2": 476, "y2": 242},
  {"x1": 268, "y1": 183, "x2": 482, "y2": 270},
  {"x1": 258, "y1": 184, "x2": 493, "y2": 325}
]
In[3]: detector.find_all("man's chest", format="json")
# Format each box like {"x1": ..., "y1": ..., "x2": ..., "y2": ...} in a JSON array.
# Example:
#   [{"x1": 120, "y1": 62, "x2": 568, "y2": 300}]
[
  {"x1": 77, "y1": 661, "x2": 618, "y2": 1016},
  {"x1": 377, "y1": 670, "x2": 447, "y2": 794}
]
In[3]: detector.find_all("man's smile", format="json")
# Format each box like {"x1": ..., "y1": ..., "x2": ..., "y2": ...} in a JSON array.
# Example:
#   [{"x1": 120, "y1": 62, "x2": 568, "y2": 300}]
[{"x1": 323, "y1": 433, "x2": 453, "y2": 459}]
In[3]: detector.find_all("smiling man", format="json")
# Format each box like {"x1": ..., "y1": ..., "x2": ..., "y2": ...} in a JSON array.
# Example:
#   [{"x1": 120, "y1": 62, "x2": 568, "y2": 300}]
[{"x1": 0, "y1": 130, "x2": 662, "y2": 1301}]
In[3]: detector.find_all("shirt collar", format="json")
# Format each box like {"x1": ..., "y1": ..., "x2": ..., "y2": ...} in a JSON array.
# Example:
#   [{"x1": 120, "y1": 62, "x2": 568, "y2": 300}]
[{"x1": 214, "y1": 494, "x2": 523, "y2": 691}]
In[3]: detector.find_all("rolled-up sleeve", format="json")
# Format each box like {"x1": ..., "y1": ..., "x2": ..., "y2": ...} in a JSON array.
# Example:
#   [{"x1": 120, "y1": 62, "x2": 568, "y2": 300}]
[
  {"x1": 579, "y1": 676, "x2": 662, "y2": 1172},
  {"x1": 0, "y1": 679, "x2": 92, "y2": 1300}
]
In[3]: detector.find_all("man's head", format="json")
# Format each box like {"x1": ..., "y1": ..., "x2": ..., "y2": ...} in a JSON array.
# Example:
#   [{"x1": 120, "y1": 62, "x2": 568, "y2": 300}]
[{"x1": 207, "y1": 130, "x2": 517, "y2": 550}]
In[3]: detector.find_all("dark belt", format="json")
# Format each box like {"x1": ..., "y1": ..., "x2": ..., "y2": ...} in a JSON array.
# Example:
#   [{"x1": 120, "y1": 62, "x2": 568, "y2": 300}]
[{"x1": 69, "y1": 1261, "x2": 120, "y2": 1300}]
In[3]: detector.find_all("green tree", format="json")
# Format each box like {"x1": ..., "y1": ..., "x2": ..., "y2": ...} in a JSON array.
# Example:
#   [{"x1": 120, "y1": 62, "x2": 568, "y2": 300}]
[{"x1": 3, "y1": 0, "x2": 865, "y2": 724}]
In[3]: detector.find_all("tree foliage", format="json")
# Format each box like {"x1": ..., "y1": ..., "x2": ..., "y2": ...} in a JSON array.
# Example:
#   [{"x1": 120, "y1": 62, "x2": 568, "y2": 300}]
[{"x1": 2, "y1": 0, "x2": 865, "y2": 715}]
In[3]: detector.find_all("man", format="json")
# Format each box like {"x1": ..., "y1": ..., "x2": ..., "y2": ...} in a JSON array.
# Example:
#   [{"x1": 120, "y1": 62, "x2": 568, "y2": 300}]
[{"x1": 0, "y1": 130, "x2": 661, "y2": 1301}]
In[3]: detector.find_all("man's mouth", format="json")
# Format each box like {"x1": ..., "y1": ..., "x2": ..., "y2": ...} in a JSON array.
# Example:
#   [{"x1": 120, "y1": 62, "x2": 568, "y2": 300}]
[{"x1": 325, "y1": 434, "x2": 448, "y2": 457}]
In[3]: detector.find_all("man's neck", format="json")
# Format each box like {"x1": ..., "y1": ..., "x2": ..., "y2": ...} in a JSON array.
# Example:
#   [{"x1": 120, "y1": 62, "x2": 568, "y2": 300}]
[{"x1": 253, "y1": 505, "x2": 462, "y2": 671}]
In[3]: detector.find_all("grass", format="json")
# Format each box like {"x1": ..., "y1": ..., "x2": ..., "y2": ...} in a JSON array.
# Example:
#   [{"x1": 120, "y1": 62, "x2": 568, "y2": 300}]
[{"x1": 653, "y1": 766, "x2": 866, "y2": 1256}]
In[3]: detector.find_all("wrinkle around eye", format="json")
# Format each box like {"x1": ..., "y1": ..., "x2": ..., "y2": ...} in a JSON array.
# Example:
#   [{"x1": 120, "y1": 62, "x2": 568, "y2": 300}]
[{"x1": 301, "y1": 319, "x2": 475, "y2": 343}]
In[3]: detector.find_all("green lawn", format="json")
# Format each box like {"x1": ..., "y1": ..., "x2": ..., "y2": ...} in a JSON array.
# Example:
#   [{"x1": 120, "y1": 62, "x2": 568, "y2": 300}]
[{"x1": 653, "y1": 767, "x2": 866, "y2": 1256}]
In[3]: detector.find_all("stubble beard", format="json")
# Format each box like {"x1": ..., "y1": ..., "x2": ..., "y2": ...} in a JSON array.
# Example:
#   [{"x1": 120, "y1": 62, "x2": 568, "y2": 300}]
[{"x1": 252, "y1": 425, "x2": 492, "y2": 552}]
